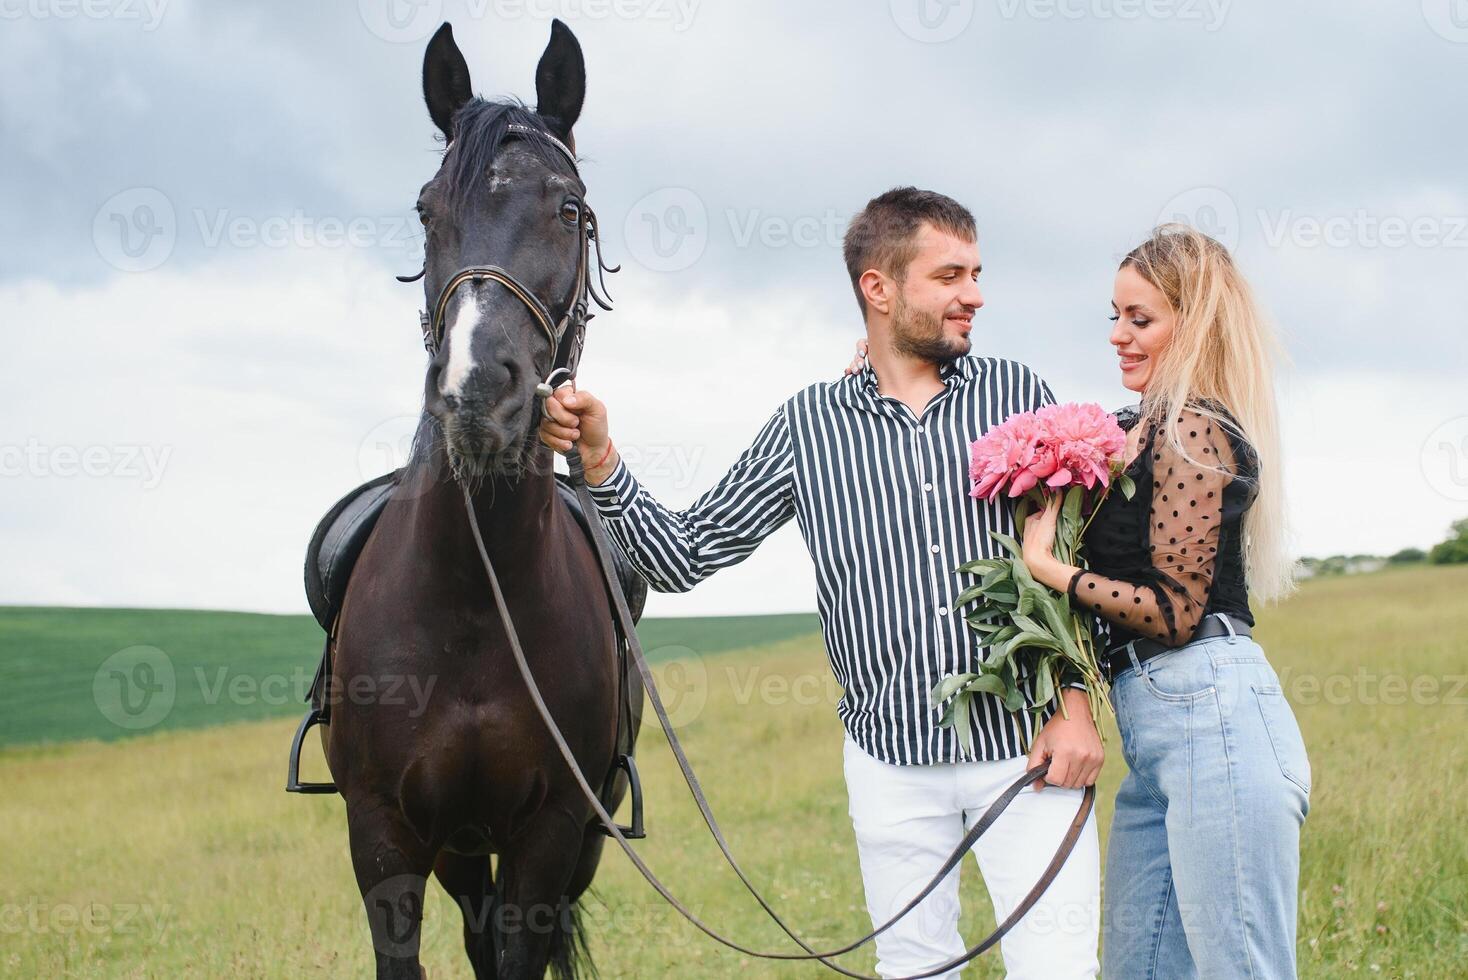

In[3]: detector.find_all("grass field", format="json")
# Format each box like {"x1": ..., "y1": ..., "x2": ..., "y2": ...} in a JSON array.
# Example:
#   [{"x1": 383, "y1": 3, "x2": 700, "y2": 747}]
[
  {"x1": 1, "y1": 565, "x2": 1465, "y2": 976},
  {"x1": 0, "y1": 607, "x2": 820, "y2": 747}
]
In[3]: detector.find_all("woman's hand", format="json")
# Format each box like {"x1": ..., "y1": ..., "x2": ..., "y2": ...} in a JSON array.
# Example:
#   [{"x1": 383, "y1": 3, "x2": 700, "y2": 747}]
[
  {"x1": 843, "y1": 338, "x2": 869, "y2": 376},
  {"x1": 1020, "y1": 494, "x2": 1073, "y2": 592}
]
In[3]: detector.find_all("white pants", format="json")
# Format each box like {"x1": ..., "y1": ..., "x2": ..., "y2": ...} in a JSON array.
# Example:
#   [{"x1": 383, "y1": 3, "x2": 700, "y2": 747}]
[{"x1": 842, "y1": 732, "x2": 1100, "y2": 979}]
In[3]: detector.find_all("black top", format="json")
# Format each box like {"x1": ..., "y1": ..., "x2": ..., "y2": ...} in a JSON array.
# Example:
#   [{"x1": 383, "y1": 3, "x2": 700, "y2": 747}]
[{"x1": 1067, "y1": 400, "x2": 1259, "y2": 649}]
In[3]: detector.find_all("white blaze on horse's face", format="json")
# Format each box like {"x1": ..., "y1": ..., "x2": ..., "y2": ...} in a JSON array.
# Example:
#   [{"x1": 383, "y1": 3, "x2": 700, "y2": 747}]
[{"x1": 441, "y1": 291, "x2": 483, "y2": 400}]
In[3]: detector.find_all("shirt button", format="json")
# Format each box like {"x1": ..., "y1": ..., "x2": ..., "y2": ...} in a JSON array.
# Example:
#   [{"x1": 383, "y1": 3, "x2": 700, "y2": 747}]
[
  {"x1": 937, "y1": 605, "x2": 949, "y2": 616},
  {"x1": 916, "y1": 425, "x2": 926, "y2": 433},
  {"x1": 930, "y1": 544, "x2": 941, "y2": 554},
  {"x1": 923, "y1": 482, "x2": 934, "y2": 492}
]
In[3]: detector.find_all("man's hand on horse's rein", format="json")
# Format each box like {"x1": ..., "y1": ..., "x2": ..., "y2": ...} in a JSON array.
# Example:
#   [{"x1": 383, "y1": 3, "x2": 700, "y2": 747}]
[
  {"x1": 1025, "y1": 688, "x2": 1104, "y2": 792},
  {"x1": 843, "y1": 337, "x2": 869, "y2": 376},
  {"x1": 538, "y1": 387, "x2": 618, "y2": 484}
]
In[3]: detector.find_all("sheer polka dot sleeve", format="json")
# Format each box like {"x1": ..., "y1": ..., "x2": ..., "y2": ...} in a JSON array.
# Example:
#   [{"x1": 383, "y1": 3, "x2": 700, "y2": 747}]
[{"x1": 1066, "y1": 408, "x2": 1238, "y2": 645}]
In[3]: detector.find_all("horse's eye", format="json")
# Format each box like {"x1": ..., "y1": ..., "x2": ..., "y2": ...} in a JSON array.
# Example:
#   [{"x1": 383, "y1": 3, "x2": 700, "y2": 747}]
[
  {"x1": 560, "y1": 200, "x2": 582, "y2": 225},
  {"x1": 417, "y1": 208, "x2": 430, "y2": 227}
]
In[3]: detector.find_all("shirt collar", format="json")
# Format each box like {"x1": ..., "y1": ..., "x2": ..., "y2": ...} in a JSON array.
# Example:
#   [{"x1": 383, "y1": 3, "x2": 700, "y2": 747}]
[
  {"x1": 858, "y1": 354, "x2": 969, "y2": 387},
  {"x1": 840, "y1": 355, "x2": 974, "y2": 411}
]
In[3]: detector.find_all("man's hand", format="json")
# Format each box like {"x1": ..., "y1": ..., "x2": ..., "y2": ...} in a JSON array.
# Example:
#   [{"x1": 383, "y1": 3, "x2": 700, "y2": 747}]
[
  {"x1": 1025, "y1": 688, "x2": 1104, "y2": 791},
  {"x1": 537, "y1": 387, "x2": 619, "y2": 485},
  {"x1": 843, "y1": 337, "x2": 869, "y2": 376}
]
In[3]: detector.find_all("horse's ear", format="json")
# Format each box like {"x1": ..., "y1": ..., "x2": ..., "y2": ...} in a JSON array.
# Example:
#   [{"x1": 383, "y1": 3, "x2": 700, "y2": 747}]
[
  {"x1": 423, "y1": 22, "x2": 472, "y2": 140},
  {"x1": 534, "y1": 19, "x2": 585, "y2": 141}
]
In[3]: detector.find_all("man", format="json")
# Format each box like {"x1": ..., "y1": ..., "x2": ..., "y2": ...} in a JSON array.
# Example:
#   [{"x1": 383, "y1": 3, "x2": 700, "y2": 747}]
[{"x1": 539, "y1": 187, "x2": 1101, "y2": 978}]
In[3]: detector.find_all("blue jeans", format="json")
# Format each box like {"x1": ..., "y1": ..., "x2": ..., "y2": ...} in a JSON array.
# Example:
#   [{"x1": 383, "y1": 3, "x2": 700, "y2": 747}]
[{"x1": 1102, "y1": 626, "x2": 1311, "y2": 979}]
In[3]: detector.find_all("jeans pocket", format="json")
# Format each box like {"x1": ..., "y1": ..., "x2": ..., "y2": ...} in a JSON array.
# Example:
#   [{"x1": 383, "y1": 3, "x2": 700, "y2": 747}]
[
  {"x1": 1139, "y1": 652, "x2": 1215, "y2": 702},
  {"x1": 1253, "y1": 684, "x2": 1312, "y2": 796}
]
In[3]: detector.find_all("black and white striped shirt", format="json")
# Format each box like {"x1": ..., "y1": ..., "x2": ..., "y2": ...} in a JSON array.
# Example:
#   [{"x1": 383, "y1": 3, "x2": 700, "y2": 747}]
[{"x1": 586, "y1": 355, "x2": 1057, "y2": 765}]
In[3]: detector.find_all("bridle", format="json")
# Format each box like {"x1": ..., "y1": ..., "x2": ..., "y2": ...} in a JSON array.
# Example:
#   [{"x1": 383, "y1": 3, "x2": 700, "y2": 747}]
[
  {"x1": 398, "y1": 122, "x2": 617, "y2": 409},
  {"x1": 411, "y1": 121, "x2": 1095, "y2": 979}
]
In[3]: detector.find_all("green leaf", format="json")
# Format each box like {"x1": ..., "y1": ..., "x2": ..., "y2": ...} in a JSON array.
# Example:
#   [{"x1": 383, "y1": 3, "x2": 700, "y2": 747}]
[
  {"x1": 1035, "y1": 593, "x2": 1084, "y2": 661},
  {"x1": 1034, "y1": 664, "x2": 1055, "y2": 708},
  {"x1": 929, "y1": 672, "x2": 977, "y2": 706},
  {"x1": 999, "y1": 660, "x2": 1026, "y2": 711},
  {"x1": 981, "y1": 566, "x2": 1013, "y2": 590},
  {"x1": 1117, "y1": 472, "x2": 1136, "y2": 500},
  {"x1": 966, "y1": 612, "x2": 1004, "y2": 631},
  {"x1": 958, "y1": 673, "x2": 1008, "y2": 698},
  {"x1": 953, "y1": 584, "x2": 989, "y2": 609},
  {"x1": 989, "y1": 625, "x2": 1021, "y2": 646},
  {"x1": 1062, "y1": 484, "x2": 1084, "y2": 525},
  {"x1": 989, "y1": 531, "x2": 1024, "y2": 559},
  {"x1": 985, "y1": 586, "x2": 1020, "y2": 606},
  {"x1": 1011, "y1": 611, "x2": 1051, "y2": 638},
  {"x1": 1003, "y1": 631, "x2": 1063, "y2": 657},
  {"x1": 953, "y1": 695, "x2": 973, "y2": 754},
  {"x1": 1014, "y1": 495, "x2": 1033, "y2": 540},
  {"x1": 1011, "y1": 556, "x2": 1038, "y2": 589},
  {"x1": 956, "y1": 557, "x2": 1006, "y2": 576}
]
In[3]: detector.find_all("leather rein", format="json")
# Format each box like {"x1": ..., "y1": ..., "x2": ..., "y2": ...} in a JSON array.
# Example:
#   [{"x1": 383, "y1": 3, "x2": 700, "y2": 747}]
[{"x1": 413, "y1": 124, "x2": 1095, "y2": 978}]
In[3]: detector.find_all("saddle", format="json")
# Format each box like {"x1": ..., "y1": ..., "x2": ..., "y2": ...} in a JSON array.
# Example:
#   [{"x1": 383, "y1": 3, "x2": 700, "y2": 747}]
[
  {"x1": 288, "y1": 470, "x2": 650, "y2": 838},
  {"x1": 302, "y1": 470, "x2": 648, "y2": 632}
]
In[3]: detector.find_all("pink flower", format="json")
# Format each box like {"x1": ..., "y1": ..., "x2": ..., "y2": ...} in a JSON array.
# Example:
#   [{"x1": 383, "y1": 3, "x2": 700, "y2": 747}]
[
  {"x1": 968, "y1": 410, "x2": 1041, "y2": 500},
  {"x1": 968, "y1": 402, "x2": 1126, "y2": 501}
]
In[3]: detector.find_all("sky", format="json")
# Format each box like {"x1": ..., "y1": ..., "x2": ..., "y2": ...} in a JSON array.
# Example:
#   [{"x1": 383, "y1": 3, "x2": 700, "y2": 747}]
[{"x1": 2, "y1": 0, "x2": 1466, "y2": 617}]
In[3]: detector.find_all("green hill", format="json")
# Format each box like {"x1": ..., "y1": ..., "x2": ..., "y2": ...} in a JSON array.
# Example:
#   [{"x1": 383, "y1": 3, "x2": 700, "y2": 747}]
[{"x1": 0, "y1": 606, "x2": 820, "y2": 748}]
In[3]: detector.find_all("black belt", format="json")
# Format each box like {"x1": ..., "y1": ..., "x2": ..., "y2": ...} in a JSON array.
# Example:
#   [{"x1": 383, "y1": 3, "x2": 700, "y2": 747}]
[{"x1": 1102, "y1": 612, "x2": 1253, "y2": 682}]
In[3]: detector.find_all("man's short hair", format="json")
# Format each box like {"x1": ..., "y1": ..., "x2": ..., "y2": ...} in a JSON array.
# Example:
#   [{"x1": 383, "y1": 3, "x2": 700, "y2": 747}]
[{"x1": 842, "y1": 187, "x2": 977, "y2": 317}]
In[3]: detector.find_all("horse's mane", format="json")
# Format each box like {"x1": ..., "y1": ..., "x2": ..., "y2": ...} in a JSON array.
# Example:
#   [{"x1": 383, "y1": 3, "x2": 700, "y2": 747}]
[{"x1": 441, "y1": 98, "x2": 579, "y2": 210}]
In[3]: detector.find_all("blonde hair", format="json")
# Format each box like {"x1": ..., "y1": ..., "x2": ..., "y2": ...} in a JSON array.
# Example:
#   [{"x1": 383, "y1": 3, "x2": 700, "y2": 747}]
[{"x1": 1122, "y1": 223, "x2": 1296, "y2": 603}]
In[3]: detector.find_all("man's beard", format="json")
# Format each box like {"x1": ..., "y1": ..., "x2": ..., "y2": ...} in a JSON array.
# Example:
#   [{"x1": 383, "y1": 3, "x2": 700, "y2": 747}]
[{"x1": 890, "y1": 290, "x2": 969, "y2": 364}]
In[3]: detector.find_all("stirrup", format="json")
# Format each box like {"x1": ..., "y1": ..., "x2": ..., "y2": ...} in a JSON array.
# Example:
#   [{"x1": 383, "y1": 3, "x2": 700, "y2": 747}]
[
  {"x1": 285, "y1": 708, "x2": 338, "y2": 794},
  {"x1": 596, "y1": 754, "x2": 646, "y2": 840}
]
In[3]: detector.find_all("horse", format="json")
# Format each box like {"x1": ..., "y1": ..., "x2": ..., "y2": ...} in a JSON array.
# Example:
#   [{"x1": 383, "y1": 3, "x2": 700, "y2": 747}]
[{"x1": 321, "y1": 21, "x2": 641, "y2": 979}]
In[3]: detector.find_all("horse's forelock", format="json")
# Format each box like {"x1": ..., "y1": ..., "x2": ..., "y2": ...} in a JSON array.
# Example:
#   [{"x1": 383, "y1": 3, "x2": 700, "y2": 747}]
[{"x1": 441, "y1": 99, "x2": 577, "y2": 208}]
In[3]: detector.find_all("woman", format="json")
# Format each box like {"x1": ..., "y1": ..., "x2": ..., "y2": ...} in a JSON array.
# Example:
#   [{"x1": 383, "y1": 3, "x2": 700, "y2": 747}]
[
  {"x1": 1025, "y1": 224, "x2": 1309, "y2": 978},
  {"x1": 845, "y1": 223, "x2": 1310, "y2": 977}
]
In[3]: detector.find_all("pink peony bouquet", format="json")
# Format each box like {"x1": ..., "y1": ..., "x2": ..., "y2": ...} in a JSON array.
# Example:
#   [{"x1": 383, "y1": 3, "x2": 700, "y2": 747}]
[
  {"x1": 931, "y1": 403, "x2": 1135, "y2": 750},
  {"x1": 969, "y1": 402, "x2": 1126, "y2": 500}
]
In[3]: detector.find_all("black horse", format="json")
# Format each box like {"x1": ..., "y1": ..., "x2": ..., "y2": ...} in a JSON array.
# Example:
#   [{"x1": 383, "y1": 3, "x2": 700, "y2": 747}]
[{"x1": 321, "y1": 21, "x2": 642, "y2": 980}]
